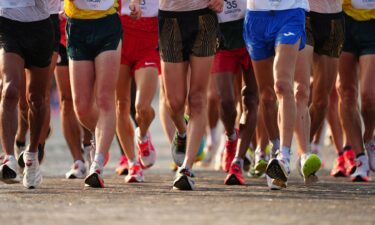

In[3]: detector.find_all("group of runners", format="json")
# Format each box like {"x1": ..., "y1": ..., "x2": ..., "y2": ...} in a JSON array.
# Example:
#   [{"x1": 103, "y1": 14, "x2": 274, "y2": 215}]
[{"x1": 0, "y1": 0, "x2": 374, "y2": 191}]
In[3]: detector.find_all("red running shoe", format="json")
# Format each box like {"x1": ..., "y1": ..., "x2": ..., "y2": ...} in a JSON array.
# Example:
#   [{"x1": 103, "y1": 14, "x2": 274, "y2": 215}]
[
  {"x1": 224, "y1": 161, "x2": 245, "y2": 185},
  {"x1": 330, "y1": 154, "x2": 347, "y2": 177},
  {"x1": 116, "y1": 155, "x2": 129, "y2": 176},
  {"x1": 136, "y1": 128, "x2": 156, "y2": 169},
  {"x1": 222, "y1": 129, "x2": 239, "y2": 172},
  {"x1": 343, "y1": 149, "x2": 356, "y2": 175}
]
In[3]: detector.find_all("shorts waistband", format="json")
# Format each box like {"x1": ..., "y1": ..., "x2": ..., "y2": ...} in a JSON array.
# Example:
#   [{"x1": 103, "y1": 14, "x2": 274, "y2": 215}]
[
  {"x1": 0, "y1": 16, "x2": 51, "y2": 26},
  {"x1": 246, "y1": 8, "x2": 304, "y2": 17},
  {"x1": 158, "y1": 7, "x2": 214, "y2": 18},
  {"x1": 306, "y1": 11, "x2": 343, "y2": 20},
  {"x1": 67, "y1": 13, "x2": 118, "y2": 24}
]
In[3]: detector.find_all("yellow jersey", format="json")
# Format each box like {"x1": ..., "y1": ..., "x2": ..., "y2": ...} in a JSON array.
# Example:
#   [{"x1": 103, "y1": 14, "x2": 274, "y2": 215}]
[
  {"x1": 343, "y1": 0, "x2": 375, "y2": 21},
  {"x1": 64, "y1": 0, "x2": 119, "y2": 19}
]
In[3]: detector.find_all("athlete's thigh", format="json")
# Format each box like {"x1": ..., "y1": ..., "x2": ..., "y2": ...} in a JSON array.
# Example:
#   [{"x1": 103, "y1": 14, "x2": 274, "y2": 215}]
[
  {"x1": 94, "y1": 42, "x2": 122, "y2": 98},
  {"x1": 134, "y1": 67, "x2": 158, "y2": 107},
  {"x1": 359, "y1": 54, "x2": 375, "y2": 97},
  {"x1": 0, "y1": 52, "x2": 24, "y2": 92},
  {"x1": 189, "y1": 55, "x2": 213, "y2": 95},
  {"x1": 274, "y1": 41, "x2": 301, "y2": 83},
  {"x1": 338, "y1": 52, "x2": 359, "y2": 92},
  {"x1": 295, "y1": 45, "x2": 313, "y2": 89},
  {"x1": 25, "y1": 65, "x2": 51, "y2": 100},
  {"x1": 69, "y1": 59, "x2": 95, "y2": 104},
  {"x1": 161, "y1": 60, "x2": 189, "y2": 103}
]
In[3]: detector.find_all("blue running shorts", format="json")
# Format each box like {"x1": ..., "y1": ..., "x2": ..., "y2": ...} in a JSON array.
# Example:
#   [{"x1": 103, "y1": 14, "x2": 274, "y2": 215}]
[{"x1": 243, "y1": 8, "x2": 306, "y2": 61}]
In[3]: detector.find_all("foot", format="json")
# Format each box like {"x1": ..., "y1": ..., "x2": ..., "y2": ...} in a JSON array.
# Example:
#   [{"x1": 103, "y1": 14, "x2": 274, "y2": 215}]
[
  {"x1": 351, "y1": 154, "x2": 370, "y2": 182},
  {"x1": 125, "y1": 163, "x2": 144, "y2": 183},
  {"x1": 171, "y1": 132, "x2": 186, "y2": 167},
  {"x1": 254, "y1": 148, "x2": 268, "y2": 174},
  {"x1": 331, "y1": 154, "x2": 347, "y2": 177},
  {"x1": 266, "y1": 175, "x2": 286, "y2": 190},
  {"x1": 136, "y1": 128, "x2": 156, "y2": 169},
  {"x1": 0, "y1": 156, "x2": 20, "y2": 184},
  {"x1": 298, "y1": 153, "x2": 321, "y2": 185},
  {"x1": 173, "y1": 167, "x2": 195, "y2": 191},
  {"x1": 224, "y1": 161, "x2": 245, "y2": 185},
  {"x1": 222, "y1": 129, "x2": 239, "y2": 172},
  {"x1": 17, "y1": 146, "x2": 45, "y2": 170},
  {"x1": 116, "y1": 155, "x2": 129, "y2": 176},
  {"x1": 84, "y1": 161, "x2": 104, "y2": 188},
  {"x1": 343, "y1": 149, "x2": 356, "y2": 175},
  {"x1": 265, "y1": 150, "x2": 290, "y2": 189},
  {"x1": 65, "y1": 160, "x2": 87, "y2": 179},
  {"x1": 365, "y1": 139, "x2": 375, "y2": 172},
  {"x1": 23, "y1": 152, "x2": 43, "y2": 189}
]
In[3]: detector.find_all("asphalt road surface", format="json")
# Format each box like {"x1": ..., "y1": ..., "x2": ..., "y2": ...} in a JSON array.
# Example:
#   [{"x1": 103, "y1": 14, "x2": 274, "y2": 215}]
[{"x1": 1, "y1": 100, "x2": 374, "y2": 225}]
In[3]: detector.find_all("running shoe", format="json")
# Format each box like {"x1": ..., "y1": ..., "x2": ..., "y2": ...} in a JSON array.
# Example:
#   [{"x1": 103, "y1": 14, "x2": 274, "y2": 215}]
[
  {"x1": 0, "y1": 156, "x2": 20, "y2": 184},
  {"x1": 265, "y1": 150, "x2": 290, "y2": 188},
  {"x1": 343, "y1": 149, "x2": 356, "y2": 175},
  {"x1": 351, "y1": 155, "x2": 370, "y2": 182},
  {"x1": 254, "y1": 148, "x2": 268, "y2": 174},
  {"x1": 17, "y1": 146, "x2": 44, "y2": 169},
  {"x1": 171, "y1": 132, "x2": 186, "y2": 167},
  {"x1": 365, "y1": 139, "x2": 375, "y2": 172},
  {"x1": 84, "y1": 161, "x2": 104, "y2": 188},
  {"x1": 125, "y1": 163, "x2": 144, "y2": 183},
  {"x1": 173, "y1": 167, "x2": 195, "y2": 191},
  {"x1": 266, "y1": 175, "x2": 285, "y2": 190},
  {"x1": 297, "y1": 153, "x2": 321, "y2": 185},
  {"x1": 23, "y1": 152, "x2": 42, "y2": 189},
  {"x1": 330, "y1": 154, "x2": 347, "y2": 177},
  {"x1": 65, "y1": 160, "x2": 87, "y2": 179},
  {"x1": 116, "y1": 155, "x2": 129, "y2": 176},
  {"x1": 88, "y1": 138, "x2": 109, "y2": 167},
  {"x1": 224, "y1": 161, "x2": 245, "y2": 185},
  {"x1": 222, "y1": 129, "x2": 239, "y2": 172},
  {"x1": 136, "y1": 128, "x2": 156, "y2": 169}
]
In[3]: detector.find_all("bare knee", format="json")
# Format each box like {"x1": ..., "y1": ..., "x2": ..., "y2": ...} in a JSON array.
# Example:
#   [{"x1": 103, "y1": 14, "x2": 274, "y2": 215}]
[
  {"x1": 338, "y1": 85, "x2": 358, "y2": 106},
  {"x1": 242, "y1": 85, "x2": 259, "y2": 109},
  {"x1": 1, "y1": 84, "x2": 19, "y2": 107},
  {"x1": 96, "y1": 93, "x2": 115, "y2": 112},
  {"x1": 166, "y1": 93, "x2": 185, "y2": 115},
  {"x1": 188, "y1": 91, "x2": 207, "y2": 116},
  {"x1": 260, "y1": 87, "x2": 276, "y2": 109},
  {"x1": 135, "y1": 103, "x2": 154, "y2": 119},
  {"x1": 361, "y1": 91, "x2": 375, "y2": 111},
  {"x1": 74, "y1": 97, "x2": 92, "y2": 119},
  {"x1": 295, "y1": 83, "x2": 310, "y2": 106},
  {"x1": 27, "y1": 91, "x2": 46, "y2": 112},
  {"x1": 274, "y1": 80, "x2": 293, "y2": 99}
]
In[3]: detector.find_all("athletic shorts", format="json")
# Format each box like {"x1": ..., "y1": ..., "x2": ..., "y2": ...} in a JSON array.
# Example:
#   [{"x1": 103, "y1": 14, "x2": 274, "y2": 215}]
[
  {"x1": 50, "y1": 14, "x2": 61, "y2": 53},
  {"x1": 243, "y1": 8, "x2": 306, "y2": 61},
  {"x1": 211, "y1": 48, "x2": 251, "y2": 74},
  {"x1": 66, "y1": 13, "x2": 123, "y2": 61},
  {"x1": 305, "y1": 12, "x2": 344, "y2": 58},
  {"x1": 158, "y1": 8, "x2": 219, "y2": 62},
  {"x1": 0, "y1": 16, "x2": 54, "y2": 68},
  {"x1": 57, "y1": 44, "x2": 69, "y2": 66},
  {"x1": 342, "y1": 13, "x2": 375, "y2": 56},
  {"x1": 120, "y1": 16, "x2": 160, "y2": 74}
]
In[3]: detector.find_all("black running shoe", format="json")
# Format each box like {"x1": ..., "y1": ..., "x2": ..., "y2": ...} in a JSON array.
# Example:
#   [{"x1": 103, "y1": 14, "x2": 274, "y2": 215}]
[{"x1": 173, "y1": 168, "x2": 194, "y2": 191}]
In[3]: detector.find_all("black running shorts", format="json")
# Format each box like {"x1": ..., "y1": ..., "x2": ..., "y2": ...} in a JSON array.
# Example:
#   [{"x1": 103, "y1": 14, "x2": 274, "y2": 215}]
[
  {"x1": 342, "y1": 13, "x2": 375, "y2": 56},
  {"x1": 306, "y1": 12, "x2": 345, "y2": 58},
  {"x1": 158, "y1": 8, "x2": 219, "y2": 62},
  {"x1": 50, "y1": 14, "x2": 61, "y2": 53},
  {"x1": 0, "y1": 16, "x2": 54, "y2": 68}
]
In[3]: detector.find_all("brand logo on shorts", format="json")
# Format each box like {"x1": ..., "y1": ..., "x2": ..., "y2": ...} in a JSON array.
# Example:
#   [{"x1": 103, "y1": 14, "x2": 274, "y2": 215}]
[
  {"x1": 145, "y1": 62, "x2": 156, "y2": 66},
  {"x1": 283, "y1": 32, "x2": 295, "y2": 37}
]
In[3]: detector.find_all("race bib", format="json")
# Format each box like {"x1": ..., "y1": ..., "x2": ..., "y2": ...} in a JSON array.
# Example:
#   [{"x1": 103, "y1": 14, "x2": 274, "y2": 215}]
[
  {"x1": 0, "y1": 0, "x2": 35, "y2": 9},
  {"x1": 217, "y1": 0, "x2": 246, "y2": 23},
  {"x1": 352, "y1": 0, "x2": 375, "y2": 9},
  {"x1": 74, "y1": 0, "x2": 114, "y2": 11},
  {"x1": 121, "y1": 0, "x2": 158, "y2": 17}
]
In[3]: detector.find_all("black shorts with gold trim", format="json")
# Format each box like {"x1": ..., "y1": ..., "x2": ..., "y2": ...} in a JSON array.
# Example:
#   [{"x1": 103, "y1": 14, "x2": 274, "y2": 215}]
[
  {"x1": 158, "y1": 8, "x2": 219, "y2": 63},
  {"x1": 306, "y1": 11, "x2": 344, "y2": 58}
]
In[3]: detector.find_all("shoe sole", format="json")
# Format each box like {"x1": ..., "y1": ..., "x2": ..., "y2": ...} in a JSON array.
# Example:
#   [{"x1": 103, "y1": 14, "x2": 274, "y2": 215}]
[
  {"x1": 173, "y1": 175, "x2": 193, "y2": 191},
  {"x1": 0, "y1": 165, "x2": 19, "y2": 184},
  {"x1": 125, "y1": 176, "x2": 144, "y2": 183},
  {"x1": 331, "y1": 171, "x2": 347, "y2": 177},
  {"x1": 352, "y1": 175, "x2": 369, "y2": 182},
  {"x1": 266, "y1": 159, "x2": 288, "y2": 182},
  {"x1": 224, "y1": 174, "x2": 244, "y2": 185},
  {"x1": 254, "y1": 160, "x2": 267, "y2": 173},
  {"x1": 348, "y1": 166, "x2": 357, "y2": 175},
  {"x1": 84, "y1": 173, "x2": 104, "y2": 188},
  {"x1": 116, "y1": 168, "x2": 129, "y2": 176}
]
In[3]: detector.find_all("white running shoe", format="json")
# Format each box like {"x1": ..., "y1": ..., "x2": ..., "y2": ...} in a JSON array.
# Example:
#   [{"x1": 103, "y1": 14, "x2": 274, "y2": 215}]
[
  {"x1": 365, "y1": 139, "x2": 375, "y2": 172},
  {"x1": 136, "y1": 127, "x2": 156, "y2": 169},
  {"x1": 84, "y1": 161, "x2": 104, "y2": 188},
  {"x1": 23, "y1": 152, "x2": 42, "y2": 189},
  {"x1": 351, "y1": 155, "x2": 370, "y2": 182},
  {"x1": 266, "y1": 175, "x2": 286, "y2": 190},
  {"x1": 0, "y1": 156, "x2": 20, "y2": 184},
  {"x1": 266, "y1": 150, "x2": 290, "y2": 188},
  {"x1": 65, "y1": 160, "x2": 87, "y2": 179}
]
